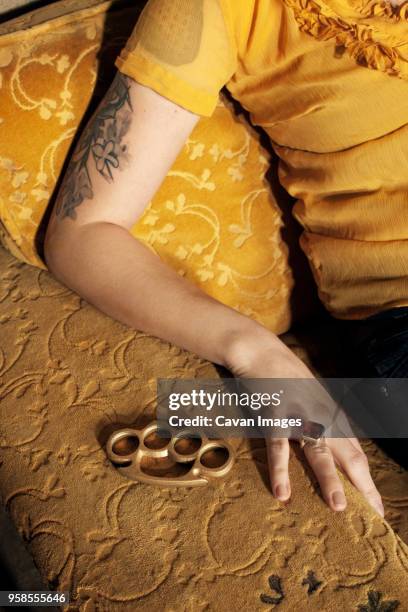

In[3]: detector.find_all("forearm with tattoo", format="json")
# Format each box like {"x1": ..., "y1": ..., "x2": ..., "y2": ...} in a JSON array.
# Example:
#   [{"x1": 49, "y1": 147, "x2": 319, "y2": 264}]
[{"x1": 56, "y1": 73, "x2": 133, "y2": 221}]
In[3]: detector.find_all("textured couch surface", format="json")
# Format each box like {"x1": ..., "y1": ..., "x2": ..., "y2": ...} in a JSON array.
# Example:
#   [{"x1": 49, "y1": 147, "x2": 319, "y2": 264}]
[{"x1": 1, "y1": 241, "x2": 407, "y2": 611}]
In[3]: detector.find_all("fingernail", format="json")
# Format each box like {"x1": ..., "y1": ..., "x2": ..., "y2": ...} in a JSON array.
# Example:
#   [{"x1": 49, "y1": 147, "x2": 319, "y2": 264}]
[
  {"x1": 275, "y1": 484, "x2": 289, "y2": 500},
  {"x1": 332, "y1": 491, "x2": 346, "y2": 510}
]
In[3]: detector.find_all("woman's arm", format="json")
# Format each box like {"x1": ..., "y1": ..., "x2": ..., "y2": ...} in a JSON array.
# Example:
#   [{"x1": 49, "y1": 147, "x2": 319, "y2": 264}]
[
  {"x1": 44, "y1": 73, "x2": 383, "y2": 517},
  {"x1": 44, "y1": 73, "x2": 262, "y2": 366}
]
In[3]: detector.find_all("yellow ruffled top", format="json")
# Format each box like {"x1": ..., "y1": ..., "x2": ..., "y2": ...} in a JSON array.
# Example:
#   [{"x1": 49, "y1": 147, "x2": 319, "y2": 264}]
[{"x1": 116, "y1": 0, "x2": 408, "y2": 319}]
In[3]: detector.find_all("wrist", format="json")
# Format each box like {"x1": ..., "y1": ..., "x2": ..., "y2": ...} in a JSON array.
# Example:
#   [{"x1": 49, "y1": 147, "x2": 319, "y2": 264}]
[{"x1": 222, "y1": 320, "x2": 282, "y2": 375}]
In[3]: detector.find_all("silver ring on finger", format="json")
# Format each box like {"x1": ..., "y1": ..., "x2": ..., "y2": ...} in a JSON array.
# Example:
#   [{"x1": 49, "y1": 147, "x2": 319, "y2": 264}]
[{"x1": 299, "y1": 420, "x2": 326, "y2": 450}]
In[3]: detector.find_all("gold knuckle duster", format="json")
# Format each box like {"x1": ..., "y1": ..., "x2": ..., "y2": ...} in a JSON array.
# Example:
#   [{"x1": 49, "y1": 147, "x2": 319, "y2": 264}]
[{"x1": 106, "y1": 420, "x2": 235, "y2": 487}]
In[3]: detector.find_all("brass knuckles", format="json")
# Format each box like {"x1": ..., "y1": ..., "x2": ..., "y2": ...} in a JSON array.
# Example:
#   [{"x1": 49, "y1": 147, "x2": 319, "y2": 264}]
[{"x1": 106, "y1": 421, "x2": 235, "y2": 487}]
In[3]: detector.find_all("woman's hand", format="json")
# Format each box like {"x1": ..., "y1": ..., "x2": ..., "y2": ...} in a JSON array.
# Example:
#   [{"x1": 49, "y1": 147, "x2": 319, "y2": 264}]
[
  {"x1": 225, "y1": 328, "x2": 384, "y2": 517},
  {"x1": 266, "y1": 435, "x2": 383, "y2": 516}
]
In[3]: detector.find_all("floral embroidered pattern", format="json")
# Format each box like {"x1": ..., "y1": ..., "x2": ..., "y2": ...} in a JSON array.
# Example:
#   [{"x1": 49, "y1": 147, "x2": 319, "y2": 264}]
[
  {"x1": 357, "y1": 590, "x2": 400, "y2": 611},
  {"x1": 302, "y1": 570, "x2": 322, "y2": 594},
  {"x1": 357, "y1": 0, "x2": 408, "y2": 20},
  {"x1": 284, "y1": 0, "x2": 408, "y2": 79},
  {"x1": 260, "y1": 574, "x2": 285, "y2": 605}
]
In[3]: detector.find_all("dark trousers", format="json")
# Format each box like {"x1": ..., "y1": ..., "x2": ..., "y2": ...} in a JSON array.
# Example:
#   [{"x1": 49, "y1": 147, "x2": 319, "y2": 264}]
[
  {"x1": 340, "y1": 307, "x2": 408, "y2": 468},
  {"x1": 343, "y1": 307, "x2": 408, "y2": 378}
]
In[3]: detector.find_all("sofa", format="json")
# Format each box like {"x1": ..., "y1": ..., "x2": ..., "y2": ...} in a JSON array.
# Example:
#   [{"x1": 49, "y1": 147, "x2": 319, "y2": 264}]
[{"x1": 0, "y1": 1, "x2": 407, "y2": 610}]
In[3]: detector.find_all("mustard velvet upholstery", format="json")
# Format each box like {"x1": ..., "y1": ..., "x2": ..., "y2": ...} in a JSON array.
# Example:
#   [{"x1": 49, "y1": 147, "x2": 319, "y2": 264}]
[
  {"x1": 0, "y1": 0, "x2": 296, "y2": 335},
  {"x1": 1, "y1": 3, "x2": 407, "y2": 609},
  {"x1": 0, "y1": 239, "x2": 407, "y2": 610}
]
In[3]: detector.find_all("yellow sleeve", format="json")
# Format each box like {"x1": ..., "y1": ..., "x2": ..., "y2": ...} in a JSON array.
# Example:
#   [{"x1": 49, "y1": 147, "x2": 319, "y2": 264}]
[{"x1": 115, "y1": 0, "x2": 238, "y2": 117}]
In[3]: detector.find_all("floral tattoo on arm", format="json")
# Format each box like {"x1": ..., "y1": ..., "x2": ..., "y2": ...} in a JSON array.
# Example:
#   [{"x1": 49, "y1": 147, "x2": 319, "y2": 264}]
[{"x1": 55, "y1": 72, "x2": 133, "y2": 220}]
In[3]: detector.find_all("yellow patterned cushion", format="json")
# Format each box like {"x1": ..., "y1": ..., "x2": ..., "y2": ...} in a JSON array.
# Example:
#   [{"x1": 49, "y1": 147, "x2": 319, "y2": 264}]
[{"x1": 0, "y1": 0, "x2": 295, "y2": 334}]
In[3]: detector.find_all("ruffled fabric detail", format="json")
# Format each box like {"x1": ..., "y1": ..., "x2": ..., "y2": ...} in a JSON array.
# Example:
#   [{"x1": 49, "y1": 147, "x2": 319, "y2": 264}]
[
  {"x1": 284, "y1": 0, "x2": 408, "y2": 79},
  {"x1": 357, "y1": 0, "x2": 408, "y2": 20}
]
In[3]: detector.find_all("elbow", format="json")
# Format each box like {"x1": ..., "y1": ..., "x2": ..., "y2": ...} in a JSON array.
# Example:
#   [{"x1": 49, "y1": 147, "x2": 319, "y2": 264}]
[
  {"x1": 43, "y1": 228, "x2": 54, "y2": 268},
  {"x1": 43, "y1": 219, "x2": 121, "y2": 280},
  {"x1": 43, "y1": 228, "x2": 57, "y2": 273},
  {"x1": 43, "y1": 223, "x2": 72, "y2": 281}
]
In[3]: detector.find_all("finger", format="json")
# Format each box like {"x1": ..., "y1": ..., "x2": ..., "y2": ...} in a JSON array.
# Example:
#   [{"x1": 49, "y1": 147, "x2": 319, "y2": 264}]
[
  {"x1": 266, "y1": 437, "x2": 291, "y2": 501},
  {"x1": 303, "y1": 441, "x2": 347, "y2": 512},
  {"x1": 347, "y1": 437, "x2": 363, "y2": 452},
  {"x1": 329, "y1": 438, "x2": 384, "y2": 517}
]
